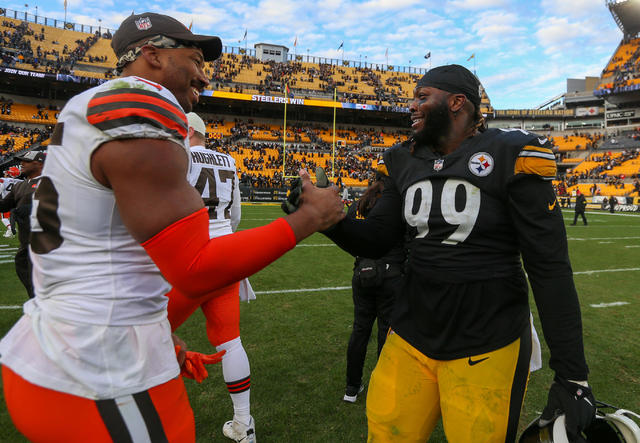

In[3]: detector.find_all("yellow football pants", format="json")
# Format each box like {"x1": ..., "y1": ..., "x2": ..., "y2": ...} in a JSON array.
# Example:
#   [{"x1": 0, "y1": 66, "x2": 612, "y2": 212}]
[{"x1": 367, "y1": 329, "x2": 531, "y2": 443}]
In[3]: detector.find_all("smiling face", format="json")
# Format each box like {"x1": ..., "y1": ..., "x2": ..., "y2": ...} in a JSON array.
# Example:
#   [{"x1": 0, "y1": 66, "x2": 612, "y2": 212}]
[
  {"x1": 156, "y1": 47, "x2": 209, "y2": 112},
  {"x1": 409, "y1": 86, "x2": 452, "y2": 149}
]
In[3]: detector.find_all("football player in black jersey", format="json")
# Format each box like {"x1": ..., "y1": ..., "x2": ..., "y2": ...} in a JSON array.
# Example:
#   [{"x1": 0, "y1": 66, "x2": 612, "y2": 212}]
[{"x1": 321, "y1": 65, "x2": 596, "y2": 442}]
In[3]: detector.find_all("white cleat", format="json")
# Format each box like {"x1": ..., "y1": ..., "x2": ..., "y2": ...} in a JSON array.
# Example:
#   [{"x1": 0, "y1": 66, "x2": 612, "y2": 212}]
[
  {"x1": 343, "y1": 384, "x2": 365, "y2": 403},
  {"x1": 222, "y1": 416, "x2": 256, "y2": 443}
]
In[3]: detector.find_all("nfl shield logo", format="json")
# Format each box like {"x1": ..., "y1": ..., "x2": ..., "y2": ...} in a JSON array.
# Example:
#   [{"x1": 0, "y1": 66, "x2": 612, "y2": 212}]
[
  {"x1": 434, "y1": 159, "x2": 444, "y2": 171},
  {"x1": 135, "y1": 17, "x2": 152, "y2": 31}
]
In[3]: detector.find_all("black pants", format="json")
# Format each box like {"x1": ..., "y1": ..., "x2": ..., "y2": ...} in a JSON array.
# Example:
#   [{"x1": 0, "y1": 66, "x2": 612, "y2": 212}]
[
  {"x1": 572, "y1": 210, "x2": 587, "y2": 225},
  {"x1": 9, "y1": 211, "x2": 16, "y2": 234},
  {"x1": 14, "y1": 247, "x2": 34, "y2": 299},
  {"x1": 346, "y1": 273, "x2": 400, "y2": 388}
]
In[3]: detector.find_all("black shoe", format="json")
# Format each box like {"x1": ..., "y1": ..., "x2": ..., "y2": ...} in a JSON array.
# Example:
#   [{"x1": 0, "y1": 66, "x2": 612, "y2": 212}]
[{"x1": 343, "y1": 384, "x2": 364, "y2": 403}]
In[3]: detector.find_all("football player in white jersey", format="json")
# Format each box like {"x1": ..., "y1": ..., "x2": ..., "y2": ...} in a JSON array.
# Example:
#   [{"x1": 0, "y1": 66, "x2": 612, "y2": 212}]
[
  {"x1": 0, "y1": 12, "x2": 344, "y2": 443},
  {"x1": 166, "y1": 112, "x2": 256, "y2": 443},
  {"x1": 0, "y1": 166, "x2": 22, "y2": 237}
]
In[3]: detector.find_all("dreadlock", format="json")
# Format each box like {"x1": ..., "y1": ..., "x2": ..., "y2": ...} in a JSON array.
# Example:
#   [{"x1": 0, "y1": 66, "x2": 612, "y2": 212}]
[
  {"x1": 357, "y1": 178, "x2": 385, "y2": 218},
  {"x1": 473, "y1": 103, "x2": 487, "y2": 133}
]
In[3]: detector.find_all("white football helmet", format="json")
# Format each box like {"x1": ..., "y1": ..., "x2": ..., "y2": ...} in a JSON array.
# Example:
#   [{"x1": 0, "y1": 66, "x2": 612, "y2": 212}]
[{"x1": 519, "y1": 402, "x2": 640, "y2": 443}]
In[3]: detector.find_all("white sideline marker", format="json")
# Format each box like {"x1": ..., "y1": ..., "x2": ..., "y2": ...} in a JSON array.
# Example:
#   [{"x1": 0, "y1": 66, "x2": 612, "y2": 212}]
[
  {"x1": 624, "y1": 245, "x2": 640, "y2": 248},
  {"x1": 255, "y1": 286, "x2": 350, "y2": 295},
  {"x1": 590, "y1": 302, "x2": 630, "y2": 308},
  {"x1": 0, "y1": 268, "x2": 639, "y2": 309},
  {"x1": 574, "y1": 267, "x2": 640, "y2": 275},
  {"x1": 569, "y1": 236, "x2": 640, "y2": 241}
]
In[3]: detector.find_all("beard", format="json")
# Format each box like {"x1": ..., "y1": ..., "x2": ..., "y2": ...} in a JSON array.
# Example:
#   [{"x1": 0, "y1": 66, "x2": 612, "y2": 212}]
[{"x1": 412, "y1": 99, "x2": 451, "y2": 153}]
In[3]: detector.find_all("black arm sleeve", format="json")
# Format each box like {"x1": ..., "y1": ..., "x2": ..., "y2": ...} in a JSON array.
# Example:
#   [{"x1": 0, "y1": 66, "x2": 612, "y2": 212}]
[
  {"x1": 0, "y1": 190, "x2": 16, "y2": 212},
  {"x1": 324, "y1": 177, "x2": 405, "y2": 258},
  {"x1": 508, "y1": 176, "x2": 589, "y2": 380}
]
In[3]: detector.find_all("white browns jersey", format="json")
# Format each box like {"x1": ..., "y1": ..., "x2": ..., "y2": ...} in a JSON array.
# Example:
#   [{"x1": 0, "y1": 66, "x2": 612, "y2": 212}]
[
  {"x1": 0, "y1": 76, "x2": 189, "y2": 399},
  {"x1": 187, "y1": 144, "x2": 241, "y2": 238},
  {"x1": 0, "y1": 177, "x2": 22, "y2": 198}
]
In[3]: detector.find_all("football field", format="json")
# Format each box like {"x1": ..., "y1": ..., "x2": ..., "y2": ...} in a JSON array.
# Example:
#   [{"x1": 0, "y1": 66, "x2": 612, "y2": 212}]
[{"x1": 0, "y1": 205, "x2": 638, "y2": 442}]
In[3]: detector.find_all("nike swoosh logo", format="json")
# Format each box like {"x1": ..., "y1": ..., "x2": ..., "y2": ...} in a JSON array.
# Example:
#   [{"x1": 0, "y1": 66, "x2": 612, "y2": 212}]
[
  {"x1": 538, "y1": 137, "x2": 548, "y2": 145},
  {"x1": 548, "y1": 200, "x2": 557, "y2": 211},
  {"x1": 468, "y1": 356, "x2": 489, "y2": 366}
]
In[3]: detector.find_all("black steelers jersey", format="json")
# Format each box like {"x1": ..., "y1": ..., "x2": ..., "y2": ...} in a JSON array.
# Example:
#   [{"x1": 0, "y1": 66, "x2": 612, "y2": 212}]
[
  {"x1": 381, "y1": 128, "x2": 555, "y2": 282},
  {"x1": 326, "y1": 128, "x2": 588, "y2": 379}
]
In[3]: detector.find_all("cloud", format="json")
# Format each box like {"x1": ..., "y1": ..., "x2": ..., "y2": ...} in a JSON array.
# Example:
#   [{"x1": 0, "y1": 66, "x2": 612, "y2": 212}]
[
  {"x1": 471, "y1": 10, "x2": 525, "y2": 44},
  {"x1": 361, "y1": 0, "x2": 421, "y2": 10},
  {"x1": 535, "y1": 16, "x2": 585, "y2": 53},
  {"x1": 540, "y1": 0, "x2": 607, "y2": 19},
  {"x1": 447, "y1": 0, "x2": 508, "y2": 11}
]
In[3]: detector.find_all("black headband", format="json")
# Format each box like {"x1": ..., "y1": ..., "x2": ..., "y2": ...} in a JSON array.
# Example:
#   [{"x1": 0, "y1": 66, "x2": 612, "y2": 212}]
[{"x1": 416, "y1": 64, "x2": 481, "y2": 108}]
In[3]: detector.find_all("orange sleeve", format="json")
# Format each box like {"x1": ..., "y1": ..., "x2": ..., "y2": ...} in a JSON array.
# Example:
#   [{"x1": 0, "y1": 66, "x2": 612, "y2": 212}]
[{"x1": 142, "y1": 208, "x2": 296, "y2": 297}]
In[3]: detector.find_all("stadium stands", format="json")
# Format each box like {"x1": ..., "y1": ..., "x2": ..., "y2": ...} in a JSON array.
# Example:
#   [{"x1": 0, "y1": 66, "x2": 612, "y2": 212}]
[
  {"x1": 0, "y1": 10, "x2": 637, "y2": 202},
  {"x1": 1, "y1": 16, "x2": 100, "y2": 75}
]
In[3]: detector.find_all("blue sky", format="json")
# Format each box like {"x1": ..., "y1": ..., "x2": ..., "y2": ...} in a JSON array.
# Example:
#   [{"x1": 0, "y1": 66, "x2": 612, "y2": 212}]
[{"x1": 5, "y1": 0, "x2": 623, "y2": 109}]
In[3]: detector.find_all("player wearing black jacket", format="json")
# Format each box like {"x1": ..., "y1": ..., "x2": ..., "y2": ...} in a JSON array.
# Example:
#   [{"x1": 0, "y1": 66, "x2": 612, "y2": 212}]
[
  {"x1": 323, "y1": 65, "x2": 595, "y2": 442},
  {"x1": 572, "y1": 192, "x2": 587, "y2": 225},
  {"x1": 343, "y1": 175, "x2": 405, "y2": 404},
  {"x1": 0, "y1": 151, "x2": 45, "y2": 298}
]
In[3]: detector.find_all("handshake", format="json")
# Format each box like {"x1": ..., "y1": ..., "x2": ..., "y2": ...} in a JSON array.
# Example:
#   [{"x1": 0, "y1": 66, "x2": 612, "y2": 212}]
[
  {"x1": 280, "y1": 167, "x2": 345, "y2": 238},
  {"x1": 281, "y1": 167, "x2": 331, "y2": 214}
]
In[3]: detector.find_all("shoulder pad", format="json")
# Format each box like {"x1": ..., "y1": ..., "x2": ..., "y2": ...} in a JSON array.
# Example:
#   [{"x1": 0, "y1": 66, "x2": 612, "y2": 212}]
[
  {"x1": 511, "y1": 131, "x2": 556, "y2": 180},
  {"x1": 87, "y1": 76, "x2": 188, "y2": 142},
  {"x1": 382, "y1": 140, "x2": 412, "y2": 176}
]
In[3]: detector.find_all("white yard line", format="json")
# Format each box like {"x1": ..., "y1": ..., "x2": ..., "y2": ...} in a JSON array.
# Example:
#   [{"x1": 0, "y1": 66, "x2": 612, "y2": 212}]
[
  {"x1": 590, "y1": 302, "x2": 630, "y2": 308},
  {"x1": 255, "y1": 286, "x2": 350, "y2": 294},
  {"x1": 573, "y1": 267, "x2": 640, "y2": 275},
  {"x1": 568, "y1": 236, "x2": 640, "y2": 241}
]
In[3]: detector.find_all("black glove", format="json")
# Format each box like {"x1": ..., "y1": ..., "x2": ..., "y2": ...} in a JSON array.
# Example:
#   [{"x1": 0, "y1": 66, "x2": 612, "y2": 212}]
[
  {"x1": 314, "y1": 166, "x2": 330, "y2": 188},
  {"x1": 280, "y1": 167, "x2": 330, "y2": 214},
  {"x1": 540, "y1": 377, "x2": 596, "y2": 441},
  {"x1": 281, "y1": 177, "x2": 302, "y2": 214}
]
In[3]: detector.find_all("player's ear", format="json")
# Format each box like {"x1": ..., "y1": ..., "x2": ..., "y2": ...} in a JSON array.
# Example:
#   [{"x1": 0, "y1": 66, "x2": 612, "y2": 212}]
[
  {"x1": 450, "y1": 93, "x2": 466, "y2": 114},
  {"x1": 139, "y1": 45, "x2": 162, "y2": 69}
]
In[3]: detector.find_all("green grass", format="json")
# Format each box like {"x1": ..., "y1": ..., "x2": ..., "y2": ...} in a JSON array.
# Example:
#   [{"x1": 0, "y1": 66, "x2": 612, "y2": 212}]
[{"x1": 0, "y1": 207, "x2": 639, "y2": 442}]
